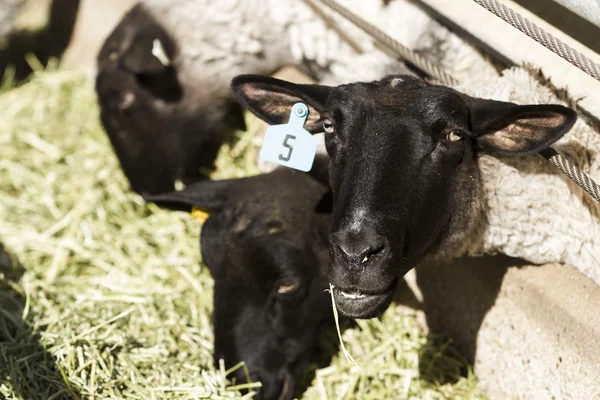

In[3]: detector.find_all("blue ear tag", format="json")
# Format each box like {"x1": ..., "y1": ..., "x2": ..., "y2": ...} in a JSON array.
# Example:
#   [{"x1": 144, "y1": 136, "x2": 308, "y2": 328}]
[{"x1": 259, "y1": 103, "x2": 317, "y2": 172}]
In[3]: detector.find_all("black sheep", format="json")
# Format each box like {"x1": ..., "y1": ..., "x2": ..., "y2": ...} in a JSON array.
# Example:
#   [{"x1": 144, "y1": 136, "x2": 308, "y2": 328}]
[{"x1": 145, "y1": 159, "x2": 334, "y2": 400}]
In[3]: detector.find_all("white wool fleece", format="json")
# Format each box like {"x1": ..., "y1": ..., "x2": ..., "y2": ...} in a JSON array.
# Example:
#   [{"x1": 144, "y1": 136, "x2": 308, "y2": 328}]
[
  {"x1": 457, "y1": 68, "x2": 600, "y2": 283},
  {"x1": 141, "y1": 0, "x2": 497, "y2": 94}
]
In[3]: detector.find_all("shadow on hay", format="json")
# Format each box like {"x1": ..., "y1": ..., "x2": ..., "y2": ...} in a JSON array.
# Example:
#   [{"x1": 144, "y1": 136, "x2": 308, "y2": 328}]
[
  {"x1": 0, "y1": 0, "x2": 80, "y2": 83},
  {"x1": 0, "y1": 242, "x2": 80, "y2": 400}
]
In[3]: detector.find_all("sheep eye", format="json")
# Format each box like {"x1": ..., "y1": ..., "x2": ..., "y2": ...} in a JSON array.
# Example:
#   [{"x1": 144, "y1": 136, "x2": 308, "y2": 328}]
[
  {"x1": 323, "y1": 119, "x2": 335, "y2": 134},
  {"x1": 446, "y1": 129, "x2": 464, "y2": 142},
  {"x1": 277, "y1": 277, "x2": 301, "y2": 294}
]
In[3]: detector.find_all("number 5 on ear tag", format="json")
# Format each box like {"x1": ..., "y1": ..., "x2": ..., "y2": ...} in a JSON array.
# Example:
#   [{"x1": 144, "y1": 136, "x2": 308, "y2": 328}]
[{"x1": 260, "y1": 103, "x2": 317, "y2": 172}]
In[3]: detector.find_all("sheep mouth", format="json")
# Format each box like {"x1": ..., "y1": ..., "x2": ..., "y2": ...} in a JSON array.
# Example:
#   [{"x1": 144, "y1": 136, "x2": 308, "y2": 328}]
[
  {"x1": 332, "y1": 282, "x2": 397, "y2": 319},
  {"x1": 339, "y1": 290, "x2": 366, "y2": 300}
]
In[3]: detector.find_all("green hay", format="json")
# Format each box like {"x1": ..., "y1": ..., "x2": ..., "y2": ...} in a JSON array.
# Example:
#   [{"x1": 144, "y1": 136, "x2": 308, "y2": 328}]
[{"x1": 0, "y1": 69, "x2": 487, "y2": 399}]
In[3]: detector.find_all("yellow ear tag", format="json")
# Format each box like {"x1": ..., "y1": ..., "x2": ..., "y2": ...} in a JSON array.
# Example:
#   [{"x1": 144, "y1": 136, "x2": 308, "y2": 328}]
[{"x1": 190, "y1": 207, "x2": 210, "y2": 224}]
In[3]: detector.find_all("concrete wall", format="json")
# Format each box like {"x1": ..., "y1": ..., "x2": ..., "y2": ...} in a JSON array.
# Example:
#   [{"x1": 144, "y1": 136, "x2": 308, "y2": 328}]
[{"x1": 412, "y1": 257, "x2": 600, "y2": 399}]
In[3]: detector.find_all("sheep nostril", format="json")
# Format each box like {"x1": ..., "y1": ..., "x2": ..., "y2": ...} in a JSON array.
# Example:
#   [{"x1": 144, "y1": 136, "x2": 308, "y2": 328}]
[
  {"x1": 360, "y1": 244, "x2": 385, "y2": 264},
  {"x1": 331, "y1": 230, "x2": 387, "y2": 266},
  {"x1": 340, "y1": 243, "x2": 384, "y2": 265}
]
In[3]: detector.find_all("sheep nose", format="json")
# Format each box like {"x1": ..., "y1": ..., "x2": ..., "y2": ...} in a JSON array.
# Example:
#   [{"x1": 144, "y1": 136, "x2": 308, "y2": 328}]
[{"x1": 330, "y1": 229, "x2": 387, "y2": 267}]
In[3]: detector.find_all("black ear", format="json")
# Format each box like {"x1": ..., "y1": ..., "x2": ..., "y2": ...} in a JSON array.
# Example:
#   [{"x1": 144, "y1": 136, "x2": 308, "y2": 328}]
[
  {"x1": 143, "y1": 180, "x2": 233, "y2": 212},
  {"x1": 465, "y1": 96, "x2": 577, "y2": 155},
  {"x1": 231, "y1": 75, "x2": 333, "y2": 133}
]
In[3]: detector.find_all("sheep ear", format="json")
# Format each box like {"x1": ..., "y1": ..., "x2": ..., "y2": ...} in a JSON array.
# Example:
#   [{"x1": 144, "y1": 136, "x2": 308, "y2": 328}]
[
  {"x1": 466, "y1": 97, "x2": 577, "y2": 155},
  {"x1": 143, "y1": 180, "x2": 233, "y2": 212},
  {"x1": 231, "y1": 75, "x2": 332, "y2": 133}
]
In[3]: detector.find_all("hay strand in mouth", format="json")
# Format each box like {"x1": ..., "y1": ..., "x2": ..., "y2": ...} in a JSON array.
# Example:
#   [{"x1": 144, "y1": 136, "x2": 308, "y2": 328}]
[{"x1": 328, "y1": 283, "x2": 361, "y2": 371}]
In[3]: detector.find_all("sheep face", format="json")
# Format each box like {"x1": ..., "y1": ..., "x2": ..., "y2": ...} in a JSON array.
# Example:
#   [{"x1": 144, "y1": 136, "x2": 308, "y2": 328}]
[
  {"x1": 145, "y1": 166, "x2": 332, "y2": 400},
  {"x1": 232, "y1": 74, "x2": 577, "y2": 319},
  {"x1": 96, "y1": 4, "x2": 227, "y2": 195}
]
